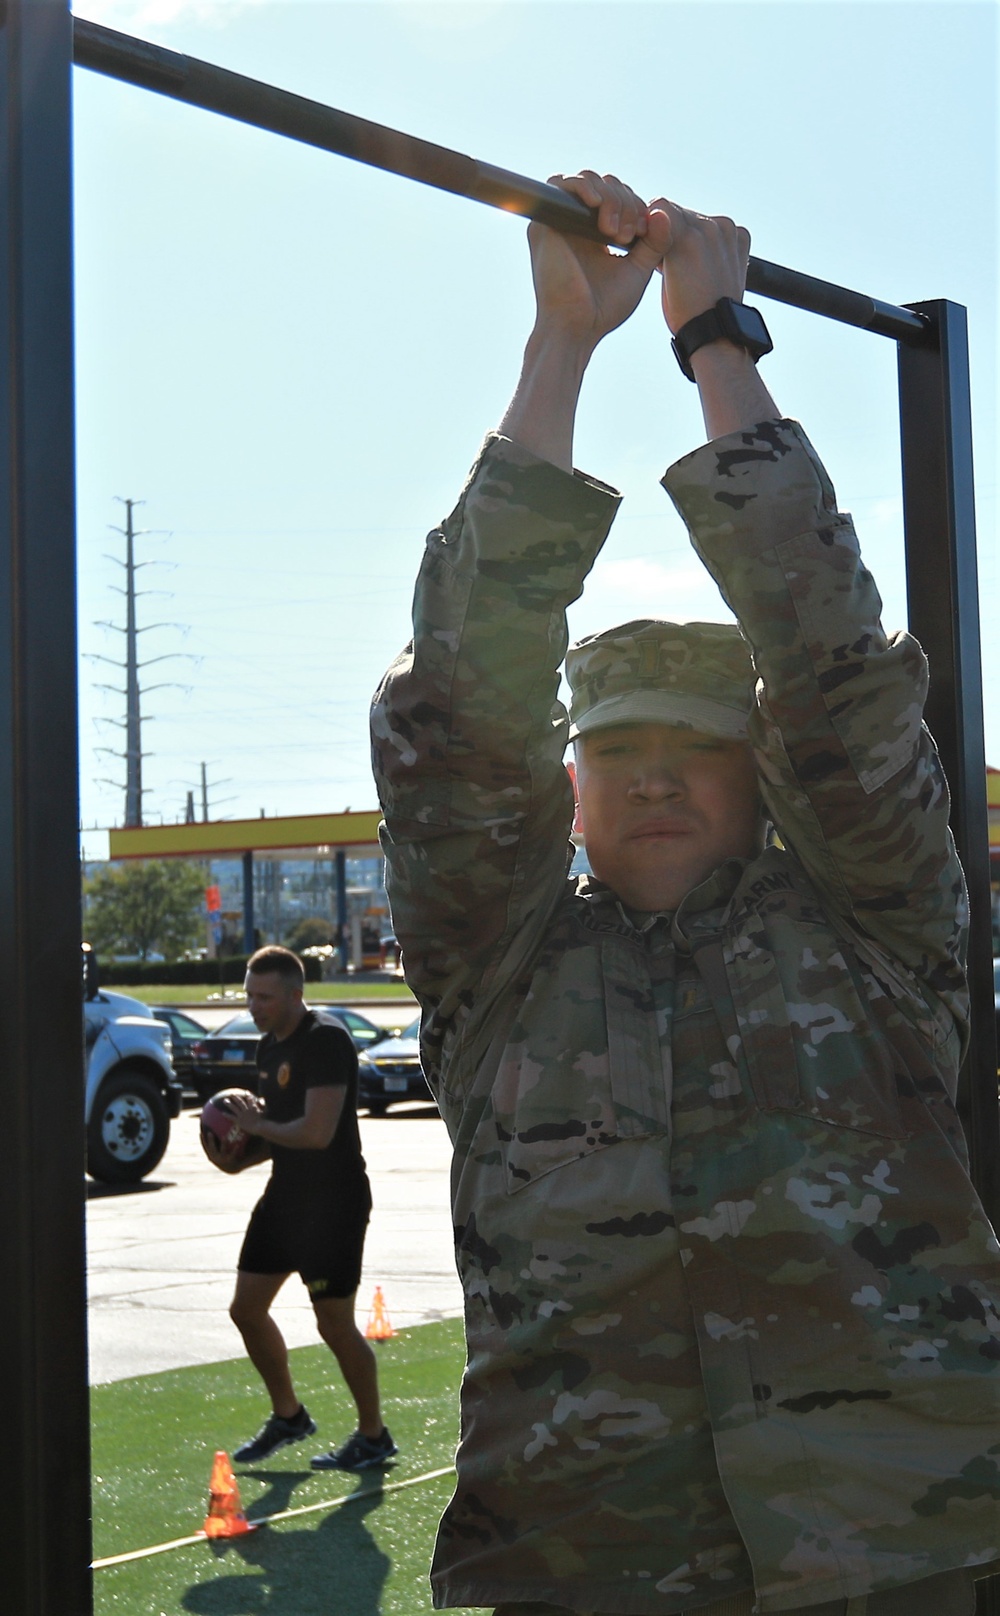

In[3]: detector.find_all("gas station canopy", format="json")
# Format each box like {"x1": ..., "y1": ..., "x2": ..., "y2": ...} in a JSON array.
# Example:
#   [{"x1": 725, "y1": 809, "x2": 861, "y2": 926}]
[{"x1": 108, "y1": 808, "x2": 382, "y2": 861}]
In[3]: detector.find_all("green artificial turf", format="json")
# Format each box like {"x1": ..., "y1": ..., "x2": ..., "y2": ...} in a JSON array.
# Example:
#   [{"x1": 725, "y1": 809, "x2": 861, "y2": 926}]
[
  {"x1": 91, "y1": 1319, "x2": 488, "y2": 1614},
  {"x1": 118, "y1": 980, "x2": 415, "y2": 1007}
]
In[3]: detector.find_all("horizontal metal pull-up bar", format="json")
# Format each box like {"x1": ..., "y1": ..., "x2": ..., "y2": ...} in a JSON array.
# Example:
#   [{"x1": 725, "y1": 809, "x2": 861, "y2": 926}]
[{"x1": 73, "y1": 18, "x2": 927, "y2": 345}]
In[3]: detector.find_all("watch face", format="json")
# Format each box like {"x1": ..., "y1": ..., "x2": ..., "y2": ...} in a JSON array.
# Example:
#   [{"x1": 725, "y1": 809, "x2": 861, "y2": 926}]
[{"x1": 720, "y1": 299, "x2": 773, "y2": 357}]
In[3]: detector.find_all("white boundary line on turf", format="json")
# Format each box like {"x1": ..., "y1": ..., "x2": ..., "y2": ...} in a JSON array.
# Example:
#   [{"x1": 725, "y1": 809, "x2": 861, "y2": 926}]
[{"x1": 91, "y1": 1465, "x2": 456, "y2": 1570}]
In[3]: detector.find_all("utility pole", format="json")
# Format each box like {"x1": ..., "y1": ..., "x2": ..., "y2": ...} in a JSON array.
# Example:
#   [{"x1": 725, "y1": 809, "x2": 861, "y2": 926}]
[
  {"x1": 123, "y1": 498, "x2": 141, "y2": 826},
  {"x1": 88, "y1": 499, "x2": 193, "y2": 828},
  {"x1": 91, "y1": 495, "x2": 146, "y2": 826},
  {"x1": 179, "y1": 760, "x2": 233, "y2": 825}
]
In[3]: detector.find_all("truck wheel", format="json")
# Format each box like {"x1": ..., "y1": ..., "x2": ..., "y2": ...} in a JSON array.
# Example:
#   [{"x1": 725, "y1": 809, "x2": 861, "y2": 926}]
[{"x1": 87, "y1": 1069, "x2": 170, "y2": 1184}]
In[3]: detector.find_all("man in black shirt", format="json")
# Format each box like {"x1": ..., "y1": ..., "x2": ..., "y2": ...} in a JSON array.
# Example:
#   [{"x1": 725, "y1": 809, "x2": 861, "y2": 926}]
[{"x1": 208, "y1": 944, "x2": 396, "y2": 1471}]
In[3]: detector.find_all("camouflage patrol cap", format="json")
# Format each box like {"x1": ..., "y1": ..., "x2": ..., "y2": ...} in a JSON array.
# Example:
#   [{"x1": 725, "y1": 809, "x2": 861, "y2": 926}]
[{"x1": 566, "y1": 619, "x2": 755, "y2": 741}]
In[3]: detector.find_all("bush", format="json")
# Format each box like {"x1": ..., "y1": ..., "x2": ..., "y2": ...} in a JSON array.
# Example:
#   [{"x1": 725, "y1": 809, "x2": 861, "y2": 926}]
[
  {"x1": 284, "y1": 916, "x2": 336, "y2": 952},
  {"x1": 97, "y1": 955, "x2": 323, "y2": 986}
]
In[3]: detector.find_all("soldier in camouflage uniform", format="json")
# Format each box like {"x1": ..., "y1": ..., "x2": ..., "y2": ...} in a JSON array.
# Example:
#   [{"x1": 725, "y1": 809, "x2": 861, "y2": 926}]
[{"x1": 371, "y1": 174, "x2": 1000, "y2": 1615}]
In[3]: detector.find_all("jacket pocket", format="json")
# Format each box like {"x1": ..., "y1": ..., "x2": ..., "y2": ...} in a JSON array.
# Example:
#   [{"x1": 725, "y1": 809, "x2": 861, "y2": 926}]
[
  {"x1": 721, "y1": 908, "x2": 907, "y2": 1139},
  {"x1": 491, "y1": 930, "x2": 671, "y2": 1192}
]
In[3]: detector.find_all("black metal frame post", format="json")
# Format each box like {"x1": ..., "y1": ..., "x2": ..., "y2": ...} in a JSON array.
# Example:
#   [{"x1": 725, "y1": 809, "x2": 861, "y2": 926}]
[
  {"x1": 898, "y1": 304, "x2": 999, "y2": 1223},
  {"x1": 0, "y1": 1, "x2": 91, "y2": 1613}
]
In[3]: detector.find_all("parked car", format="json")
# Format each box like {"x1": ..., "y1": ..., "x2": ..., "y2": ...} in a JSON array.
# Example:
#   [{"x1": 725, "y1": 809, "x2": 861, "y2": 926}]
[
  {"x1": 187, "y1": 1004, "x2": 389, "y2": 1104},
  {"x1": 357, "y1": 1017, "x2": 432, "y2": 1116},
  {"x1": 147, "y1": 1006, "x2": 212, "y2": 1094},
  {"x1": 84, "y1": 985, "x2": 183, "y2": 1183}
]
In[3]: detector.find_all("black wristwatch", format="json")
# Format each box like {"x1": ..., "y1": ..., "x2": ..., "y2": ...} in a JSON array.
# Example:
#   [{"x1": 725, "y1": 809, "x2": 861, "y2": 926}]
[{"x1": 671, "y1": 297, "x2": 773, "y2": 382}]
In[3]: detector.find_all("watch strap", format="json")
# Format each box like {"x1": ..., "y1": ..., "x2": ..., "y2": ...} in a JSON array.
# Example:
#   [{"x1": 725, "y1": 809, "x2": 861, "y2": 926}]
[{"x1": 671, "y1": 297, "x2": 771, "y2": 382}]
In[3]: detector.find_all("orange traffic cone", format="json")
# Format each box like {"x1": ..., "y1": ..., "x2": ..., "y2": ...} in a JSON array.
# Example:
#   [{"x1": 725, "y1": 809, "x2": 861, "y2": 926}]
[
  {"x1": 203, "y1": 1450, "x2": 254, "y2": 1538},
  {"x1": 365, "y1": 1285, "x2": 396, "y2": 1341}
]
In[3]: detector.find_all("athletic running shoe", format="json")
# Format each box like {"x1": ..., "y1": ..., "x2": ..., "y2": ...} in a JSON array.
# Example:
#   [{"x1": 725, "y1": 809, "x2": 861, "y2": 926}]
[
  {"x1": 233, "y1": 1404, "x2": 317, "y2": 1463},
  {"x1": 310, "y1": 1426, "x2": 398, "y2": 1471}
]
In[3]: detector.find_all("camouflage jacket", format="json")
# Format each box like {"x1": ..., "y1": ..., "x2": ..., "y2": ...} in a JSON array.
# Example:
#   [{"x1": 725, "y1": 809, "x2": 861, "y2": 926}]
[{"x1": 371, "y1": 422, "x2": 1000, "y2": 1614}]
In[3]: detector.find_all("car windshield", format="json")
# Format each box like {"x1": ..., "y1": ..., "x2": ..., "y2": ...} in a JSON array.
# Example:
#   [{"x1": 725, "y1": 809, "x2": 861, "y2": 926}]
[
  {"x1": 335, "y1": 1008, "x2": 383, "y2": 1045},
  {"x1": 161, "y1": 1011, "x2": 209, "y2": 1038},
  {"x1": 218, "y1": 1012, "x2": 258, "y2": 1036},
  {"x1": 401, "y1": 1017, "x2": 419, "y2": 1040}
]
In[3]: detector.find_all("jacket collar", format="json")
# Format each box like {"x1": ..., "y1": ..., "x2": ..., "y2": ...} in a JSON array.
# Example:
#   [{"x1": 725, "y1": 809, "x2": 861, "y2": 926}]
[{"x1": 576, "y1": 857, "x2": 750, "y2": 946}]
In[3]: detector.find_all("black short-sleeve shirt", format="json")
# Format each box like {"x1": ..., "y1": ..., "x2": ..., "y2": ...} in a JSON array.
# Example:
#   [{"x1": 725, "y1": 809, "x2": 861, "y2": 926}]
[{"x1": 256, "y1": 1010, "x2": 368, "y2": 1205}]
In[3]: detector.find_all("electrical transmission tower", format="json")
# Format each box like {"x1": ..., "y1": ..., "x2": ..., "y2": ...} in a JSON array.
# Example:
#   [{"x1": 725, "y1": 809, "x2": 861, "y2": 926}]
[
  {"x1": 173, "y1": 760, "x2": 235, "y2": 826},
  {"x1": 88, "y1": 497, "x2": 192, "y2": 827}
]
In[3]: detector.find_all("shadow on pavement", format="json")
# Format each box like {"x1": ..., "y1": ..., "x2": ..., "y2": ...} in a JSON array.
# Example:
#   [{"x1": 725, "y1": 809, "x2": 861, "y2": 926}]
[
  {"x1": 368, "y1": 1105, "x2": 440, "y2": 1122},
  {"x1": 182, "y1": 1474, "x2": 390, "y2": 1615},
  {"x1": 86, "y1": 1177, "x2": 175, "y2": 1200}
]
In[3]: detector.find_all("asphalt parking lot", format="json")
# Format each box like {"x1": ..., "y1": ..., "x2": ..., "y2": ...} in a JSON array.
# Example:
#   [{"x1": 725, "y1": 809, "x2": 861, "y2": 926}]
[{"x1": 86, "y1": 1087, "x2": 462, "y2": 1386}]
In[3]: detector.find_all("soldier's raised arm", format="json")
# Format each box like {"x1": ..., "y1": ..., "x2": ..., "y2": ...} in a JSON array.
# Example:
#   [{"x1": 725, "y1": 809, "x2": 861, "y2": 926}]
[
  {"x1": 654, "y1": 201, "x2": 967, "y2": 1056},
  {"x1": 499, "y1": 171, "x2": 667, "y2": 468},
  {"x1": 371, "y1": 174, "x2": 664, "y2": 1090}
]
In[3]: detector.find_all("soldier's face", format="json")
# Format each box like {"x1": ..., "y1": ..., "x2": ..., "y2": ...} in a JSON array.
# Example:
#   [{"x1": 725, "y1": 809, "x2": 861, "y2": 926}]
[{"x1": 572, "y1": 723, "x2": 764, "y2": 910}]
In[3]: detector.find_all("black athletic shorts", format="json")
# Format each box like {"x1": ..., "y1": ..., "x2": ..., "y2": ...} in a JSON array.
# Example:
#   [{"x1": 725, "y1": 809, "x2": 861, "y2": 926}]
[{"x1": 238, "y1": 1182, "x2": 372, "y2": 1301}]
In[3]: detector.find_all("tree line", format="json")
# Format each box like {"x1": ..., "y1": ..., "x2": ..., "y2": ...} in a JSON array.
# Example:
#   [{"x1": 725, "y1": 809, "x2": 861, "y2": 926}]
[{"x1": 84, "y1": 859, "x2": 339, "y2": 963}]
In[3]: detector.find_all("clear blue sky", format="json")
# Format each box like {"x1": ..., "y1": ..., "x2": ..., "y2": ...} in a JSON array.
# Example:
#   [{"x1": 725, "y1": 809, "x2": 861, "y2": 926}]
[{"x1": 72, "y1": 0, "x2": 997, "y2": 860}]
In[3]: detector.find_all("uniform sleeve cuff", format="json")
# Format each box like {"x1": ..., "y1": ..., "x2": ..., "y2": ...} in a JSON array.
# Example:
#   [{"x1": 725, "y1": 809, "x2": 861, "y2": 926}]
[
  {"x1": 479, "y1": 431, "x2": 622, "y2": 505},
  {"x1": 431, "y1": 432, "x2": 623, "y2": 599},
  {"x1": 660, "y1": 419, "x2": 841, "y2": 562}
]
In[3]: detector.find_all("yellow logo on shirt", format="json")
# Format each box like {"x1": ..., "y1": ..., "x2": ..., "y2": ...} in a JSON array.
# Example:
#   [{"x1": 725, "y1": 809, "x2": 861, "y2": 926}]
[{"x1": 277, "y1": 1062, "x2": 291, "y2": 1088}]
